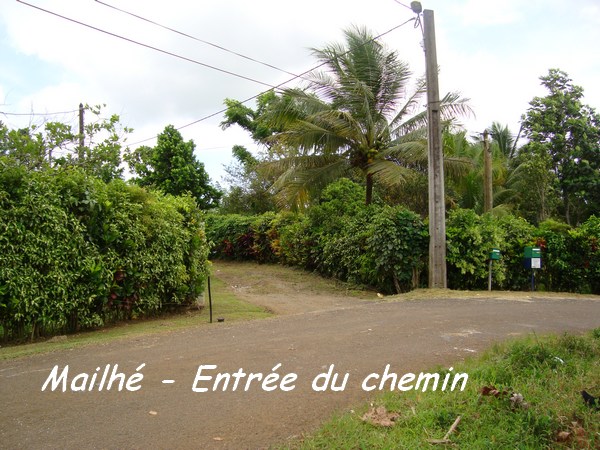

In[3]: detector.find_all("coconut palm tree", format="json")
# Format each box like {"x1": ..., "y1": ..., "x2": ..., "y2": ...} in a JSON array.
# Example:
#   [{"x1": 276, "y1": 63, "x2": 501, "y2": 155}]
[{"x1": 264, "y1": 25, "x2": 471, "y2": 208}]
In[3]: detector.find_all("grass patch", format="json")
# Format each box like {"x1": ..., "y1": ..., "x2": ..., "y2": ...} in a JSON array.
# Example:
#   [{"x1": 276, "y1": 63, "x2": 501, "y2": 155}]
[
  {"x1": 0, "y1": 276, "x2": 271, "y2": 360},
  {"x1": 284, "y1": 329, "x2": 600, "y2": 449},
  {"x1": 389, "y1": 288, "x2": 600, "y2": 302}
]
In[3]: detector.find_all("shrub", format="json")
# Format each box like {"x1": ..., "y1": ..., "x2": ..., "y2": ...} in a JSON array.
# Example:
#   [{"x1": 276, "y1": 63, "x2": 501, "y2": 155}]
[
  {"x1": 446, "y1": 209, "x2": 507, "y2": 290},
  {"x1": 204, "y1": 185, "x2": 597, "y2": 295},
  {"x1": 0, "y1": 163, "x2": 209, "y2": 341},
  {"x1": 205, "y1": 214, "x2": 255, "y2": 260}
]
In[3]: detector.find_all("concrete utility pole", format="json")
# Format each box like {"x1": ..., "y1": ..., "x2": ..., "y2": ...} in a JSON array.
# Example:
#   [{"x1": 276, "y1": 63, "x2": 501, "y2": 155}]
[
  {"x1": 78, "y1": 103, "x2": 85, "y2": 160},
  {"x1": 423, "y1": 9, "x2": 447, "y2": 288},
  {"x1": 483, "y1": 129, "x2": 493, "y2": 213}
]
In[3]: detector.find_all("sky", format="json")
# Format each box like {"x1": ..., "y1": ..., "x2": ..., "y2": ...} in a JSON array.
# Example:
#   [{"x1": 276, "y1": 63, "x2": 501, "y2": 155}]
[{"x1": 1, "y1": 0, "x2": 599, "y2": 187}]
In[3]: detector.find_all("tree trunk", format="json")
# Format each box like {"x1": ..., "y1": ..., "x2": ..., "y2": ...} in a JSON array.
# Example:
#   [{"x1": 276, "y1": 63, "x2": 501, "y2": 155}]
[{"x1": 366, "y1": 173, "x2": 373, "y2": 205}]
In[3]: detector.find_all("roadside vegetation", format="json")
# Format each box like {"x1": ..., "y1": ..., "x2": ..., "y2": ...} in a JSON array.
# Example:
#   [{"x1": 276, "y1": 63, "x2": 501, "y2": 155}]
[
  {"x1": 284, "y1": 329, "x2": 600, "y2": 449},
  {"x1": 206, "y1": 181, "x2": 600, "y2": 295},
  {"x1": 0, "y1": 275, "x2": 271, "y2": 360},
  {"x1": 2, "y1": 26, "x2": 598, "y2": 344}
]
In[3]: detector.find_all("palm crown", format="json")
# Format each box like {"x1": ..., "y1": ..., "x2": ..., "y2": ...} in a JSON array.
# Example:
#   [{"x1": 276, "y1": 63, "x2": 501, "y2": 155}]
[{"x1": 264, "y1": 25, "x2": 471, "y2": 208}]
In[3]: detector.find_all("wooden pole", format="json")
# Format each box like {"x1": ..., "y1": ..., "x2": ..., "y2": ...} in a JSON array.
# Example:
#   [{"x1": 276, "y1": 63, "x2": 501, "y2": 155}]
[
  {"x1": 483, "y1": 129, "x2": 493, "y2": 213},
  {"x1": 423, "y1": 9, "x2": 447, "y2": 288}
]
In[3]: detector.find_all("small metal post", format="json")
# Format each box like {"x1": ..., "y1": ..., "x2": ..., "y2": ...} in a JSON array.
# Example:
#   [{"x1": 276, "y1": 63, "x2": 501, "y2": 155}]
[
  {"x1": 207, "y1": 276, "x2": 213, "y2": 323},
  {"x1": 488, "y1": 259, "x2": 493, "y2": 291}
]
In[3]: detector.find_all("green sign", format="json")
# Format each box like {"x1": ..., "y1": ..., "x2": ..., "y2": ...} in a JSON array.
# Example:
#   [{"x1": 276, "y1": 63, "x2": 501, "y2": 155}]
[
  {"x1": 524, "y1": 246, "x2": 541, "y2": 258},
  {"x1": 489, "y1": 248, "x2": 501, "y2": 260}
]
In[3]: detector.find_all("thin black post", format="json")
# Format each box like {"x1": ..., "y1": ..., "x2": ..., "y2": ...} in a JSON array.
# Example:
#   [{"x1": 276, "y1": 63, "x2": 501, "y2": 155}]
[{"x1": 207, "y1": 276, "x2": 213, "y2": 323}]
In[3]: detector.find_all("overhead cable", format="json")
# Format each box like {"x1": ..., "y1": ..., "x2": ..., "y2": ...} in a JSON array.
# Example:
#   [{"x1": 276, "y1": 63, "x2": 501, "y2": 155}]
[
  {"x1": 130, "y1": 18, "x2": 417, "y2": 146},
  {"x1": 17, "y1": 0, "x2": 277, "y2": 89},
  {"x1": 94, "y1": 0, "x2": 304, "y2": 81}
]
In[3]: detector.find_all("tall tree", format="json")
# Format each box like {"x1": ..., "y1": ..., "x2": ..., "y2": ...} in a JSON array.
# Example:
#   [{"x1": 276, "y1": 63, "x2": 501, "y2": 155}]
[
  {"x1": 518, "y1": 69, "x2": 600, "y2": 224},
  {"x1": 259, "y1": 26, "x2": 471, "y2": 208},
  {"x1": 221, "y1": 91, "x2": 283, "y2": 149},
  {"x1": 126, "y1": 125, "x2": 221, "y2": 209},
  {"x1": 222, "y1": 27, "x2": 471, "y2": 209}
]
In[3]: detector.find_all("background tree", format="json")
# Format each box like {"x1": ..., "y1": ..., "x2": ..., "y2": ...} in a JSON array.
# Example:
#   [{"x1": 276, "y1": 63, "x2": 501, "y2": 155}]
[
  {"x1": 126, "y1": 125, "x2": 221, "y2": 209},
  {"x1": 221, "y1": 91, "x2": 283, "y2": 149},
  {"x1": 1, "y1": 105, "x2": 130, "y2": 182},
  {"x1": 446, "y1": 126, "x2": 514, "y2": 215},
  {"x1": 219, "y1": 145, "x2": 276, "y2": 214},
  {"x1": 516, "y1": 69, "x2": 600, "y2": 224}
]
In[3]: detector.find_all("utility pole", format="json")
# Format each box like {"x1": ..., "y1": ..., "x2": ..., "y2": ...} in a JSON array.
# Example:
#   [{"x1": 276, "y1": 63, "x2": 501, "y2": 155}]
[
  {"x1": 78, "y1": 103, "x2": 85, "y2": 160},
  {"x1": 423, "y1": 9, "x2": 447, "y2": 288},
  {"x1": 483, "y1": 129, "x2": 493, "y2": 213}
]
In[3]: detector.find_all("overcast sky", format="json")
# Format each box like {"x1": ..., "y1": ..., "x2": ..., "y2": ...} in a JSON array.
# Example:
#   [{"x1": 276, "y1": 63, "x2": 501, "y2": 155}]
[{"x1": 1, "y1": 0, "x2": 599, "y2": 186}]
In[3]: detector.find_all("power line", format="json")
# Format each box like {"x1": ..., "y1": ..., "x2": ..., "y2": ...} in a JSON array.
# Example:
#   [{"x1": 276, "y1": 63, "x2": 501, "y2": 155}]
[
  {"x1": 1, "y1": 109, "x2": 79, "y2": 117},
  {"x1": 129, "y1": 18, "x2": 417, "y2": 146},
  {"x1": 17, "y1": 0, "x2": 277, "y2": 89},
  {"x1": 16, "y1": 0, "x2": 416, "y2": 147},
  {"x1": 393, "y1": 0, "x2": 423, "y2": 35},
  {"x1": 393, "y1": 0, "x2": 415, "y2": 11},
  {"x1": 94, "y1": 0, "x2": 305, "y2": 81}
]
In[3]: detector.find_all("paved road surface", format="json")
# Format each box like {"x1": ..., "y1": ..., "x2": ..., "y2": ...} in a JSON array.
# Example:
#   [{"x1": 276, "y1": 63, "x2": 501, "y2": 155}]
[{"x1": 1, "y1": 293, "x2": 599, "y2": 449}]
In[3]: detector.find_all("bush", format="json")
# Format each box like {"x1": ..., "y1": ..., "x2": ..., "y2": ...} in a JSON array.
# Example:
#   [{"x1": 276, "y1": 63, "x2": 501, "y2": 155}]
[
  {"x1": 496, "y1": 215, "x2": 535, "y2": 290},
  {"x1": 204, "y1": 184, "x2": 598, "y2": 295},
  {"x1": 534, "y1": 217, "x2": 600, "y2": 294},
  {"x1": 0, "y1": 162, "x2": 209, "y2": 341},
  {"x1": 577, "y1": 216, "x2": 600, "y2": 294},
  {"x1": 446, "y1": 209, "x2": 507, "y2": 290},
  {"x1": 320, "y1": 206, "x2": 428, "y2": 293},
  {"x1": 206, "y1": 180, "x2": 428, "y2": 294}
]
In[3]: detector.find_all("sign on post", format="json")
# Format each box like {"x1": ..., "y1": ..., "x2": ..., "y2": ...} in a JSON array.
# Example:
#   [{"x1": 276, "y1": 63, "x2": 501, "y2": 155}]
[
  {"x1": 488, "y1": 248, "x2": 501, "y2": 291},
  {"x1": 523, "y1": 246, "x2": 542, "y2": 290}
]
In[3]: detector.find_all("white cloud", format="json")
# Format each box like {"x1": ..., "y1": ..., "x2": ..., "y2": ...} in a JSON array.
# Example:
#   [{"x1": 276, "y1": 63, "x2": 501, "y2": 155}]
[
  {"x1": 453, "y1": 0, "x2": 524, "y2": 26},
  {"x1": 1, "y1": 0, "x2": 599, "y2": 182}
]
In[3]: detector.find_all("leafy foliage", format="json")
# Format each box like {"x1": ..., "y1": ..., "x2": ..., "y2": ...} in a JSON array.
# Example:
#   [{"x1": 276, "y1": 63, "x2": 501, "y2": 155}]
[
  {"x1": 205, "y1": 173, "x2": 597, "y2": 294},
  {"x1": 0, "y1": 104, "x2": 131, "y2": 182},
  {"x1": 0, "y1": 162, "x2": 210, "y2": 342},
  {"x1": 126, "y1": 125, "x2": 222, "y2": 209},
  {"x1": 207, "y1": 179, "x2": 428, "y2": 293},
  {"x1": 517, "y1": 69, "x2": 600, "y2": 225},
  {"x1": 219, "y1": 145, "x2": 277, "y2": 215}
]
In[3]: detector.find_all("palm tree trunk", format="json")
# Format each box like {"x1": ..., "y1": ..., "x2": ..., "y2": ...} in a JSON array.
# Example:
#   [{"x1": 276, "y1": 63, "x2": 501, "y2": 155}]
[{"x1": 366, "y1": 173, "x2": 373, "y2": 205}]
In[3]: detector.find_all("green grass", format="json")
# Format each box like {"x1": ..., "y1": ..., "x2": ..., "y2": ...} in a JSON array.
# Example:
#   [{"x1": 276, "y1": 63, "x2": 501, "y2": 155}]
[
  {"x1": 284, "y1": 329, "x2": 600, "y2": 449},
  {"x1": 0, "y1": 277, "x2": 271, "y2": 360}
]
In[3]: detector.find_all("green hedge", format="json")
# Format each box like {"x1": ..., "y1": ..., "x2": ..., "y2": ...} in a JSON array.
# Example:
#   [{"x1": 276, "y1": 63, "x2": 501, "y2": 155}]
[
  {"x1": 206, "y1": 179, "x2": 428, "y2": 294},
  {"x1": 446, "y1": 210, "x2": 599, "y2": 293},
  {"x1": 0, "y1": 160, "x2": 210, "y2": 341},
  {"x1": 205, "y1": 179, "x2": 599, "y2": 295}
]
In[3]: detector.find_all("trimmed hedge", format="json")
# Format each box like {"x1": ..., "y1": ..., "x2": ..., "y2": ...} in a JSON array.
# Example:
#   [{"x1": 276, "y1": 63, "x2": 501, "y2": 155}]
[
  {"x1": 206, "y1": 179, "x2": 599, "y2": 295},
  {"x1": 447, "y1": 210, "x2": 599, "y2": 293},
  {"x1": 206, "y1": 179, "x2": 428, "y2": 294},
  {"x1": 0, "y1": 160, "x2": 210, "y2": 341}
]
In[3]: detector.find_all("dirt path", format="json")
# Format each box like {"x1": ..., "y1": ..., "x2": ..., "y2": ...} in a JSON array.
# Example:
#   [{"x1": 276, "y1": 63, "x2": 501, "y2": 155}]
[
  {"x1": 212, "y1": 261, "x2": 374, "y2": 315},
  {"x1": 1, "y1": 263, "x2": 599, "y2": 449}
]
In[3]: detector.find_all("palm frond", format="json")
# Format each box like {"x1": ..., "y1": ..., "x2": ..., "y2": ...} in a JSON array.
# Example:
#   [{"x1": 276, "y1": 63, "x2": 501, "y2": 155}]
[
  {"x1": 367, "y1": 158, "x2": 414, "y2": 186},
  {"x1": 439, "y1": 91, "x2": 474, "y2": 121},
  {"x1": 270, "y1": 156, "x2": 351, "y2": 210},
  {"x1": 390, "y1": 76, "x2": 427, "y2": 127}
]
